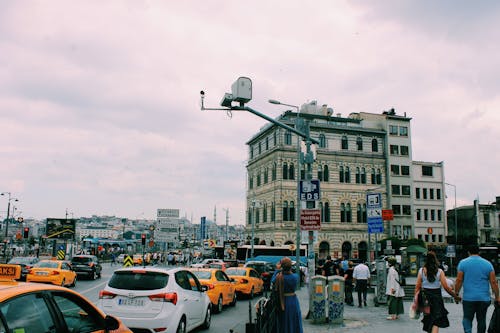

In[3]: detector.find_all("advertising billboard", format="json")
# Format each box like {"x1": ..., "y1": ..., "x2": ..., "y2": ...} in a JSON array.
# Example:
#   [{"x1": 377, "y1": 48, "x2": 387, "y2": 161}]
[{"x1": 46, "y1": 218, "x2": 76, "y2": 240}]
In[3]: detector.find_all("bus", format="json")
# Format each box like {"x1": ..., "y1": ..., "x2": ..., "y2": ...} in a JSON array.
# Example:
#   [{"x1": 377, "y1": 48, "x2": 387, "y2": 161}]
[{"x1": 214, "y1": 243, "x2": 308, "y2": 265}]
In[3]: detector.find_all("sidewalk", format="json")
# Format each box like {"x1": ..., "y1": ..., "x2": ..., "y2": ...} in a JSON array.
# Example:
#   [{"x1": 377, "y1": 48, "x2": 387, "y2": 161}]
[{"x1": 296, "y1": 284, "x2": 495, "y2": 333}]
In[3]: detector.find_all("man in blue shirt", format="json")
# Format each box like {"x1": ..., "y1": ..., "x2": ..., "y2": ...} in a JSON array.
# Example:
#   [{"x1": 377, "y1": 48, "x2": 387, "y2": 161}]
[{"x1": 455, "y1": 244, "x2": 500, "y2": 333}]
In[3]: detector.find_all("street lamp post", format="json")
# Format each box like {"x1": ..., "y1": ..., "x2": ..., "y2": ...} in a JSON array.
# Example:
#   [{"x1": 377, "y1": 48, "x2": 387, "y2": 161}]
[
  {"x1": 269, "y1": 99, "x2": 303, "y2": 280},
  {"x1": 445, "y1": 182, "x2": 458, "y2": 274},
  {"x1": 1, "y1": 192, "x2": 19, "y2": 262}
]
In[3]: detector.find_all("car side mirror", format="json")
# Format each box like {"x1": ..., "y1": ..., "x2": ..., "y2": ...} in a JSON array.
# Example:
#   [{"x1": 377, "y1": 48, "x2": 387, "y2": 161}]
[
  {"x1": 104, "y1": 315, "x2": 120, "y2": 330},
  {"x1": 200, "y1": 285, "x2": 208, "y2": 292},
  {"x1": 230, "y1": 278, "x2": 236, "y2": 283}
]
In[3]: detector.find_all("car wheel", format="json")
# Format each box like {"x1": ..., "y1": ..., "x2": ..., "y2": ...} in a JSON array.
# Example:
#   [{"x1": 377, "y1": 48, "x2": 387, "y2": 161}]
[
  {"x1": 91, "y1": 270, "x2": 97, "y2": 280},
  {"x1": 230, "y1": 293, "x2": 237, "y2": 307},
  {"x1": 201, "y1": 306, "x2": 211, "y2": 329},
  {"x1": 216, "y1": 295, "x2": 223, "y2": 313},
  {"x1": 176, "y1": 317, "x2": 186, "y2": 333}
]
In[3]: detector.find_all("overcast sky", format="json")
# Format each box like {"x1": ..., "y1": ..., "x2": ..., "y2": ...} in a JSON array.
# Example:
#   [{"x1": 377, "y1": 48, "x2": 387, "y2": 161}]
[{"x1": 1, "y1": 1, "x2": 499, "y2": 226}]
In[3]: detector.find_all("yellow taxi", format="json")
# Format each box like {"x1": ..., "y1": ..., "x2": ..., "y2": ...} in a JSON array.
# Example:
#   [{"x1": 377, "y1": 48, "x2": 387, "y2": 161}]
[
  {"x1": 133, "y1": 254, "x2": 143, "y2": 265},
  {"x1": 225, "y1": 267, "x2": 264, "y2": 298},
  {"x1": 0, "y1": 264, "x2": 132, "y2": 333},
  {"x1": 189, "y1": 268, "x2": 237, "y2": 313},
  {"x1": 26, "y1": 259, "x2": 77, "y2": 287}
]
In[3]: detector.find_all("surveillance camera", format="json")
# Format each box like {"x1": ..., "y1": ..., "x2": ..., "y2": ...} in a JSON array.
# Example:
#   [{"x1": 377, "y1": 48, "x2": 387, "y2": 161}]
[
  {"x1": 220, "y1": 93, "x2": 233, "y2": 108},
  {"x1": 200, "y1": 91, "x2": 205, "y2": 96}
]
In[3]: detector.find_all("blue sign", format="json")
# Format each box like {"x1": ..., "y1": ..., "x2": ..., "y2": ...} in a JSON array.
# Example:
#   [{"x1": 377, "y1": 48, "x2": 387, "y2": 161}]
[
  {"x1": 299, "y1": 180, "x2": 320, "y2": 201},
  {"x1": 367, "y1": 193, "x2": 384, "y2": 234},
  {"x1": 200, "y1": 216, "x2": 206, "y2": 240}
]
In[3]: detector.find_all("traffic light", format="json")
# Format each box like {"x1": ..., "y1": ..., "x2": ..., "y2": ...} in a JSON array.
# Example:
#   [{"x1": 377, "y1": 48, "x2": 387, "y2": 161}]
[
  {"x1": 141, "y1": 234, "x2": 146, "y2": 246},
  {"x1": 23, "y1": 227, "x2": 29, "y2": 238}
]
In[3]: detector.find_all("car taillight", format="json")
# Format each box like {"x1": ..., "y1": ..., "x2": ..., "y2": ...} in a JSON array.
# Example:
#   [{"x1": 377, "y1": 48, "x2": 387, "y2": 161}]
[
  {"x1": 262, "y1": 272, "x2": 270, "y2": 277},
  {"x1": 99, "y1": 290, "x2": 116, "y2": 299},
  {"x1": 88, "y1": 263, "x2": 94, "y2": 267},
  {"x1": 51, "y1": 271, "x2": 60, "y2": 275},
  {"x1": 207, "y1": 284, "x2": 215, "y2": 290},
  {"x1": 240, "y1": 279, "x2": 248, "y2": 284},
  {"x1": 149, "y1": 293, "x2": 177, "y2": 305}
]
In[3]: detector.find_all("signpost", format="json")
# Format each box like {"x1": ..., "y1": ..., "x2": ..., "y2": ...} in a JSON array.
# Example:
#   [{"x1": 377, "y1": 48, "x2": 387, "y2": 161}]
[
  {"x1": 367, "y1": 193, "x2": 383, "y2": 234},
  {"x1": 299, "y1": 180, "x2": 320, "y2": 201},
  {"x1": 300, "y1": 209, "x2": 321, "y2": 231}
]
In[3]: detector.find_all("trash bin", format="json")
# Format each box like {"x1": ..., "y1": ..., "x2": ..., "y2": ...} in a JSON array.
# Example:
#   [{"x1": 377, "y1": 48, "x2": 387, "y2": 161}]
[
  {"x1": 327, "y1": 275, "x2": 345, "y2": 324},
  {"x1": 310, "y1": 275, "x2": 327, "y2": 324},
  {"x1": 374, "y1": 259, "x2": 387, "y2": 306}
]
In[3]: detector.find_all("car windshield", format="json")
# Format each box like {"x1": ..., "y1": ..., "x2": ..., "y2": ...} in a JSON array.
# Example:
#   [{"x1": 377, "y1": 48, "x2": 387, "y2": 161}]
[
  {"x1": 246, "y1": 264, "x2": 265, "y2": 274},
  {"x1": 36, "y1": 261, "x2": 59, "y2": 268},
  {"x1": 8, "y1": 257, "x2": 34, "y2": 265},
  {"x1": 108, "y1": 270, "x2": 169, "y2": 290},
  {"x1": 226, "y1": 269, "x2": 246, "y2": 276},
  {"x1": 71, "y1": 257, "x2": 92, "y2": 264},
  {"x1": 192, "y1": 271, "x2": 211, "y2": 280}
]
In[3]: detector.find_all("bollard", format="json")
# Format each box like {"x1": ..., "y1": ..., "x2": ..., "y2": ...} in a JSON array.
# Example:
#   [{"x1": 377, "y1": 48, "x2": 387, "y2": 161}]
[
  {"x1": 327, "y1": 275, "x2": 345, "y2": 324},
  {"x1": 310, "y1": 275, "x2": 327, "y2": 324}
]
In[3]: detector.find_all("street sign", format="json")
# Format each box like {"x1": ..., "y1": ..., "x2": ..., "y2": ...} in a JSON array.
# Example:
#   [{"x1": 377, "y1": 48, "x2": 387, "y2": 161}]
[
  {"x1": 367, "y1": 192, "x2": 384, "y2": 234},
  {"x1": 300, "y1": 209, "x2": 321, "y2": 230},
  {"x1": 299, "y1": 180, "x2": 320, "y2": 201},
  {"x1": 446, "y1": 245, "x2": 456, "y2": 258},
  {"x1": 382, "y1": 209, "x2": 393, "y2": 221}
]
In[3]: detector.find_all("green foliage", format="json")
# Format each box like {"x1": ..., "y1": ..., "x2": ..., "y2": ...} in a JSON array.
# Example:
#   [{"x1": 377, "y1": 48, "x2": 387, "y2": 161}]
[{"x1": 403, "y1": 238, "x2": 426, "y2": 248}]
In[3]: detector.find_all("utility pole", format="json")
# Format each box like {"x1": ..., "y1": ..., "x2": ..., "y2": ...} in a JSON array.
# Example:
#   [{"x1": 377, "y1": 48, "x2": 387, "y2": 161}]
[{"x1": 223, "y1": 208, "x2": 229, "y2": 242}]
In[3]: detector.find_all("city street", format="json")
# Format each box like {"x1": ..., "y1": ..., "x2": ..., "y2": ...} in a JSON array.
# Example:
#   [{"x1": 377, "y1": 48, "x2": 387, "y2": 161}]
[{"x1": 76, "y1": 263, "x2": 497, "y2": 333}]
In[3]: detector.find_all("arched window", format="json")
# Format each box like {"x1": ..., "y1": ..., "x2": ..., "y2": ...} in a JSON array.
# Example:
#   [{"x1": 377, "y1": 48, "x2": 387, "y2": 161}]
[
  {"x1": 362, "y1": 203, "x2": 367, "y2": 222},
  {"x1": 341, "y1": 203, "x2": 346, "y2": 223},
  {"x1": 317, "y1": 165, "x2": 323, "y2": 181},
  {"x1": 283, "y1": 163, "x2": 288, "y2": 180},
  {"x1": 285, "y1": 131, "x2": 292, "y2": 145},
  {"x1": 255, "y1": 208, "x2": 260, "y2": 224},
  {"x1": 289, "y1": 201, "x2": 295, "y2": 221},
  {"x1": 346, "y1": 203, "x2": 352, "y2": 222},
  {"x1": 357, "y1": 203, "x2": 367, "y2": 223},
  {"x1": 371, "y1": 168, "x2": 376, "y2": 184},
  {"x1": 323, "y1": 165, "x2": 329, "y2": 182},
  {"x1": 341, "y1": 135, "x2": 348, "y2": 150},
  {"x1": 272, "y1": 163, "x2": 277, "y2": 181},
  {"x1": 249, "y1": 176, "x2": 254, "y2": 189},
  {"x1": 289, "y1": 163, "x2": 295, "y2": 180},
  {"x1": 257, "y1": 173, "x2": 261, "y2": 186},
  {"x1": 339, "y1": 166, "x2": 344, "y2": 183},
  {"x1": 319, "y1": 134, "x2": 326, "y2": 148},
  {"x1": 265, "y1": 137, "x2": 269, "y2": 150},
  {"x1": 319, "y1": 202, "x2": 324, "y2": 222},
  {"x1": 355, "y1": 167, "x2": 361, "y2": 184},
  {"x1": 324, "y1": 202, "x2": 330, "y2": 222},
  {"x1": 263, "y1": 203, "x2": 267, "y2": 222},
  {"x1": 258, "y1": 142, "x2": 262, "y2": 154},
  {"x1": 356, "y1": 137, "x2": 363, "y2": 151},
  {"x1": 361, "y1": 167, "x2": 366, "y2": 184},
  {"x1": 372, "y1": 138, "x2": 378, "y2": 152},
  {"x1": 376, "y1": 168, "x2": 382, "y2": 184},
  {"x1": 271, "y1": 202, "x2": 276, "y2": 221},
  {"x1": 283, "y1": 201, "x2": 289, "y2": 221},
  {"x1": 264, "y1": 168, "x2": 268, "y2": 184},
  {"x1": 345, "y1": 166, "x2": 351, "y2": 183}
]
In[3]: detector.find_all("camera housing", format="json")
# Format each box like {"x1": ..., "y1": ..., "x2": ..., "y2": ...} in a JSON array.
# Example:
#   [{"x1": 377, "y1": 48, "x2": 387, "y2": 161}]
[{"x1": 220, "y1": 93, "x2": 234, "y2": 108}]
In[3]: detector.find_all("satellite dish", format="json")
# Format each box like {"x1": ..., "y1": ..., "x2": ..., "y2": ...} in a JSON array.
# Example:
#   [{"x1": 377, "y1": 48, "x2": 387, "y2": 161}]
[{"x1": 327, "y1": 107, "x2": 333, "y2": 116}]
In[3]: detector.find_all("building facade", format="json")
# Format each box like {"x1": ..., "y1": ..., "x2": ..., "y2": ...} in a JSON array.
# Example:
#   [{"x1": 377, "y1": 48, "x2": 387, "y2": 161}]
[{"x1": 246, "y1": 103, "x2": 446, "y2": 261}]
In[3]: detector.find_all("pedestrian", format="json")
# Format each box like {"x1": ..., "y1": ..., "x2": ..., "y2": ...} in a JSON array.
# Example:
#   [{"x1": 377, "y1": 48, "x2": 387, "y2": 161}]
[
  {"x1": 343, "y1": 261, "x2": 354, "y2": 306},
  {"x1": 385, "y1": 257, "x2": 404, "y2": 320},
  {"x1": 454, "y1": 244, "x2": 500, "y2": 333},
  {"x1": 110, "y1": 253, "x2": 116, "y2": 266},
  {"x1": 275, "y1": 257, "x2": 303, "y2": 333},
  {"x1": 321, "y1": 255, "x2": 337, "y2": 278},
  {"x1": 353, "y1": 261, "x2": 371, "y2": 307},
  {"x1": 414, "y1": 251, "x2": 460, "y2": 333}
]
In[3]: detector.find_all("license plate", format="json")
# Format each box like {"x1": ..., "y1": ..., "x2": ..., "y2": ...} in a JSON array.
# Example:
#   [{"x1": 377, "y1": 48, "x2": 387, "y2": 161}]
[
  {"x1": 118, "y1": 298, "x2": 144, "y2": 307},
  {"x1": 36, "y1": 272, "x2": 48, "y2": 276}
]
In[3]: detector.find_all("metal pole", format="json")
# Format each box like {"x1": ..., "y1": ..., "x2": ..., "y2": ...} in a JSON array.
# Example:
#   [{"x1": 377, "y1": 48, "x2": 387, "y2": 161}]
[
  {"x1": 295, "y1": 113, "x2": 302, "y2": 283},
  {"x1": 3, "y1": 195, "x2": 12, "y2": 261},
  {"x1": 251, "y1": 201, "x2": 255, "y2": 259}
]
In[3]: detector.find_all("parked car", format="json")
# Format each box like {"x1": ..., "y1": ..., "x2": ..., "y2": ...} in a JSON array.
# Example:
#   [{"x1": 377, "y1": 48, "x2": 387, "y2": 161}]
[
  {"x1": 0, "y1": 264, "x2": 131, "y2": 333},
  {"x1": 70, "y1": 255, "x2": 102, "y2": 280},
  {"x1": 7, "y1": 256, "x2": 39, "y2": 281},
  {"x1": 189, "y1": 268, "x2": 237, "y2": 313},
  {"x1": 98, "y1": 266, "x2": 211, "y2": 333},
  {"x1": 244, "y1": 261, "x2": 275, "y2": 290},
  {"x1": 225, "y1": 267, "x2": 264, "y2": 298},
  {"x1": 116, "y1": 253, "x2": 126, "y2": 264},
  {"x1": 26, "y1": 260, "x2": 77, "y2": 287}
]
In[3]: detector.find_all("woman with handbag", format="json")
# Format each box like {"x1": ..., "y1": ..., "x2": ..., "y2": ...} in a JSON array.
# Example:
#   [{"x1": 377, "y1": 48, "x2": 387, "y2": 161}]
[
  {"x1": 414, "y1": 252, "x2": 461, "y2": 333},
  {"x1": 386, "y1": 257, "x2": 404, "y2": 320}
]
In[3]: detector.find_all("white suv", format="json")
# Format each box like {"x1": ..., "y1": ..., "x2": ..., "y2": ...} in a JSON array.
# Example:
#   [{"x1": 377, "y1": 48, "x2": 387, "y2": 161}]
[{"x1": 98, "y1": 267, "x2": 211, "y2": 333}]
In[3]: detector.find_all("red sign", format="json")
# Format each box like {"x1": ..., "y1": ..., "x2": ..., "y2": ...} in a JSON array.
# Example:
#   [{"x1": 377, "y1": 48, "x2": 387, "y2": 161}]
[
  {"x1": 382, "y1": 209, "x2": 394, "y2": 221},
  {"x1": 300, "y1": 209, "x2": 321, "y2": 230}
]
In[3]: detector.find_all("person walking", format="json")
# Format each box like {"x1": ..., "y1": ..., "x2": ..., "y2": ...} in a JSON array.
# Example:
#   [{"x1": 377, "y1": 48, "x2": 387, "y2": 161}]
[
  {"x1": 275, "y1": 257, "x2": 303, "y2": 333},
  {"x1": 343, "y1": 261, "x2": 354, "y2": 306},
  {"x1": 321, "y1": 255, "x2": 337, "y2": 278},
  {"x1": 414, "y1": 252, "x2": 460, "y2": 333},
  {"x1": 455, "y1": 244, "x2": 500, "y2": 333},
  {"x1": 353, "y1": 261, "x2": 370, "y2": 307},
  {"x1": 385, "y1": 257, "x2": 404, "y2": 320}
]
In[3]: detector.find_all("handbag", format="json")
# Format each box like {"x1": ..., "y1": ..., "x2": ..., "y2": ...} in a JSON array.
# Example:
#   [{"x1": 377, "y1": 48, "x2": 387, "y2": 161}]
[{"x1": 409, "y1": 293, "x2": 421, "y2": 320}]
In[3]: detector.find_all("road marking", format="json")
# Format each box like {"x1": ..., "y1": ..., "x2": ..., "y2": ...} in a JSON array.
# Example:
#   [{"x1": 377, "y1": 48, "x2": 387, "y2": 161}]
[{"x1": 79, "y1": 277, "x2": 109, "y2": 295}]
